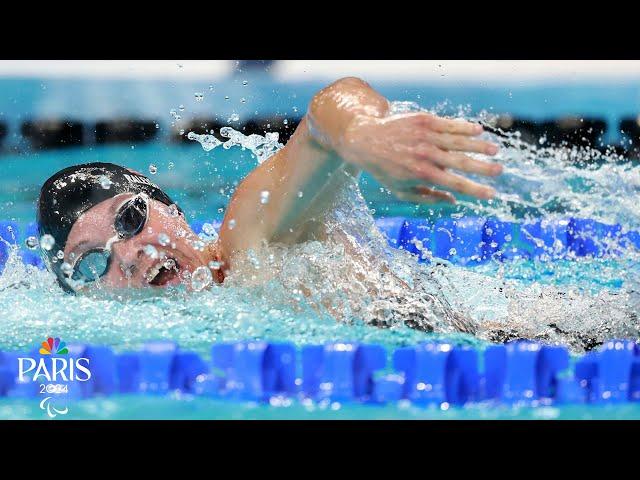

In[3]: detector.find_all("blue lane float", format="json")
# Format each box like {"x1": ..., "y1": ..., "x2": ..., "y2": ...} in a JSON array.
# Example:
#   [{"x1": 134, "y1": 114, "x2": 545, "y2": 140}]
[
  {"x1": 392, "y1": 216, "x2": 640, "y2": 265},
  {"x1": 2, "y1": 339, "x2": 640, "y2": 408},
  {"x1": 1, "y1": 216, "x2": 639, "y2": 273}
]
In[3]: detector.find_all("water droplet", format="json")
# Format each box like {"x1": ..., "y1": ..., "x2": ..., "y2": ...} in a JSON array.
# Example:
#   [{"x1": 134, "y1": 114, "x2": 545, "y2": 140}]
[
  {"x1": 187, "y1": 131, "x2": 222, "y2": 152},
  {"x1": 179, "y1": 129, "x2": 185, "y2": 135},
  {"x1": 56, "y1": 250, "x2": 64, "y2": 260},
  {"x1": 224, "y1": 95, "x2": 229, "y2": 100},
  {"x1": 228, "y1": 113, "x2": 240, "y2": 123},
  {"x1": 194, "y1": 92, "x2": 204, "y2": 102},
  {"x1": 297, "y1": 191, "x2": 304, "y2": 198},
  {"x1": 202, "y1": 223, "x2": 217, "y2": 236},
  {"x1": 247, "y1": 250, "x2": 261, "y2": 269},
  {"x1": 168, "y1": 204, "x2": 179, "y2": 217},
  {"x1": 191, "y1": 239, "x2": 206, "y2": 251},
  {"x1": 199, "y1": 224, "x2": 219, "y2": 243},
  {"x1": 191, "y1": 266, "x2": 212, "y2": 291},
  {"x1": 179, "y1": 104, "x2": 185, "y2": 111},
  {"x1": 40, "y1": 234, "x2": 55, "y2": 251},
  {"x1": 240, "y1": 97, "x2": 246, "y2": 103},
  {"x1": 208, "y1": 260, "x2": 222, "y2": 270},
  {"x1": 60, "y1": 262, "x2": 73, "y2": 277},
  {"x1": 99, "y1": 175, "x2": 112, "y2": 189},
  {"x1": 149, "y1": 164, "x2": 158, "y2": 175},
  {"x1": 168, "y1": 162, "x2": 175, "y2": 170},
  {"x1": 143, "y1": 244, "x2": 158, "y2": 259},
  {"x1": 260, "y1": 191, "x2": 270, "y2": 204},
  {"x1": 25, "y1": 236, "x2": 39, "y2": 250},
  {"x1": 158, "y1": 233, "x2": 170, "y2": 246},
  {"x1": 242, "y1": 80, "x2": 248, "y2": 86},
  {"x1": 209, "y1": 85, "x2": 214, "y2": 91},
  {"x1": 228, "y1": 219, "x2": 236, "y2": 230},
  {"x1": 283, "y1": 119, "x2": 288, "y2": 125},
  {"x1": 164, "y1": 258, "x2": 176, "y2": 270}
]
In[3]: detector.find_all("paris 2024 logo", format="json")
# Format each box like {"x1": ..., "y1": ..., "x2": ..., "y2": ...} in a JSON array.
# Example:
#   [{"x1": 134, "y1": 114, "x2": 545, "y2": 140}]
[{"x1": 17, "y1": 337, "x2": 92, "y2": 418}]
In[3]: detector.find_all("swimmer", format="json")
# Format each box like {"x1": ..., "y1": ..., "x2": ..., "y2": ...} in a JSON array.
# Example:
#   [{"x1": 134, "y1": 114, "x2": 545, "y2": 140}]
[{"x1": 37, "y1": 77, "x2": 501, "y2": 293}]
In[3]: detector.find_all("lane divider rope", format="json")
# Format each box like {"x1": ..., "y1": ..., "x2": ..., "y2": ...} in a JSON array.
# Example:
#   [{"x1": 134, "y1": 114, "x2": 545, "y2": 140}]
[{"x1": 0, "y1": 339, "x2": 637, "y2": 407}]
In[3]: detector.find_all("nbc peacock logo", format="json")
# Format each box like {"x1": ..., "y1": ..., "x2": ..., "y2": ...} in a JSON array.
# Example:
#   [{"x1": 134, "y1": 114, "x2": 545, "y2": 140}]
[{"x1": 39, "y1": 337, "x2": 69, "y2": 355}]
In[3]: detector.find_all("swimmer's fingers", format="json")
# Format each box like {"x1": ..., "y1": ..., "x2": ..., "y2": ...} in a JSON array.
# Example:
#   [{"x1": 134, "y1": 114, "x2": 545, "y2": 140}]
[
  {"x1": 428, "y1": 116, "x2": 484, "y2": 136},
  {"x1": 423, "y1": 166, "x2": 497, "y2": 200},
  {"x1": 405, "y1": 160, "x2": 496, "y2": 199},
  {"x1": 426, "y1": 131, "x2": 498, "y2": 156},
  {"x1": 401, "y1": 113, "x2": 482, "y2": 136},
  {"x1": 394, "y1": 185, "x2": 456, "y2": 204},
  {"x1": 416, "y1": 146, "x2": 503, "y2": 177}
]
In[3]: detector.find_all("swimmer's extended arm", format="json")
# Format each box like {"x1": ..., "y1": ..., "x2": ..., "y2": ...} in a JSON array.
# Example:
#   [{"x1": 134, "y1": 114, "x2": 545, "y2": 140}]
[{"x1": 217, "y1": 77, "x2": 501, "y2": 266}]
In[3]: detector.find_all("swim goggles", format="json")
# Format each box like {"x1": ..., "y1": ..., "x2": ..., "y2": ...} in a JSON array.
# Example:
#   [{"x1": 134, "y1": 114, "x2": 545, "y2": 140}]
[{"x1": 69, "y1": 193, "x2": 149, "y2": 285}]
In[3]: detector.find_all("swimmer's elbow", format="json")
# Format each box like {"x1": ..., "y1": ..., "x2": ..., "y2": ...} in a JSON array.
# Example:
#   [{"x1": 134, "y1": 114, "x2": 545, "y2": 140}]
[
  {"x1": 331, "y1": 76, "x2": 371, "y2": 90},
  {"x1": 307, "y1": 77, "x2": 388, "y2": 148},
  {"x1": 311, "y1": 77, "x2": 375, "y2": 108}
]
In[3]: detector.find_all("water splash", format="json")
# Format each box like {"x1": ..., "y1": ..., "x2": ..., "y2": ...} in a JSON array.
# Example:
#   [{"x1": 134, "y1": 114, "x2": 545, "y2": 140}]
[
  {"x1": 188, "y1": 127, "x2": 283, "y2": 164},
  {"x1": 391, "y1": 101, "x2": 640, "y2": 228},
  {"x1": 2, "y1": 105, "x2": 640, "y2": 354},
  {"x1": 223, "y1": 172, "x2": 640, "y2": 352}
]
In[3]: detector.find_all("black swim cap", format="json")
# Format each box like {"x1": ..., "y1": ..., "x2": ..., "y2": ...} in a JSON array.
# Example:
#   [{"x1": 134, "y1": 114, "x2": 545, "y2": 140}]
[{"x1": 37, "y1": 162, "x2": 181, "y2": 291}]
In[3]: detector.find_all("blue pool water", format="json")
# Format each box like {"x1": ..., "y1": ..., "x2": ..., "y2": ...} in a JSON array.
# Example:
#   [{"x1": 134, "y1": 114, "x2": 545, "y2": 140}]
[
  {"x1": 4, "y1": 396, "x2": 640, "y2": 420},
  {"x1": 1, "y1": 110, "x2": 640, "y2": 419}
]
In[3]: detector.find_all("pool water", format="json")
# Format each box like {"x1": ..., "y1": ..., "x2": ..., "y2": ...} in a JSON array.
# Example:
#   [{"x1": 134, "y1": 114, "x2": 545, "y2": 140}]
[
  {"x1": 1, "y1": 109, "x2": 639, "y2": 419},
  {"x1": 4, "y1": 395, "x2": 640, "y2": 420}
]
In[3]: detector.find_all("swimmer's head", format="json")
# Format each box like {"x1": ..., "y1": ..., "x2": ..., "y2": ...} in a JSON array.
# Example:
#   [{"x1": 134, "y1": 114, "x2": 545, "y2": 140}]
[{"x1": 37, "y1": 162, "x2": 221, "y2": 293}]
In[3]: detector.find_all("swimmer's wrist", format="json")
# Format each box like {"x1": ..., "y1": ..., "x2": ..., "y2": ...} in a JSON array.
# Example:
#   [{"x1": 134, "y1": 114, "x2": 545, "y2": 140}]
[{"x1": 340, "y1": 114, "x2": 383, "y2": 151}]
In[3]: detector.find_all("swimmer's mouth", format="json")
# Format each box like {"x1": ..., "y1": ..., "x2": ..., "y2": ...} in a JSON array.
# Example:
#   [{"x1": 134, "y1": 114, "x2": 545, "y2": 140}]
[{"x1": 146, "y1": 259, "x2": 181, "y2": 287}]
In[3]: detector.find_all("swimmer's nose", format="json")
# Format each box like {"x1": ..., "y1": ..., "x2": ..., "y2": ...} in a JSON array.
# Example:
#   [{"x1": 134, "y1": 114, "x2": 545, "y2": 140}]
[{"x1": 110, "y1": 239, "x2": 148, "y2": 282}]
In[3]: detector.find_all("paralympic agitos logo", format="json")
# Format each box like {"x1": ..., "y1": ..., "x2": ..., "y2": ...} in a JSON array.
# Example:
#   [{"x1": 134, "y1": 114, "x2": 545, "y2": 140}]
[{"x1": 17, "y1": 337, "x2": 92, "y2": 418}]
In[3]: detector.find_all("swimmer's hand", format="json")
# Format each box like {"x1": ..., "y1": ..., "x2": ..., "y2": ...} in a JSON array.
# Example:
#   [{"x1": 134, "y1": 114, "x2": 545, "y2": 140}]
[
  {"x1": 339, "y1": 113, "x2": 502, "y2": 203},
  {"x1": 219, "y1": 77, "x2": 503, "y2": 264},
  {"x1": 308, "y1": 77, "x2": 502, "y2": 203}
]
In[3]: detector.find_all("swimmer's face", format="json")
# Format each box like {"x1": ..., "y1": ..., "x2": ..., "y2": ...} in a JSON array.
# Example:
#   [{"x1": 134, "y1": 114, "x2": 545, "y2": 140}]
[{"x1": 63, "y1": 193, "x2": 219, "y2": 291}]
